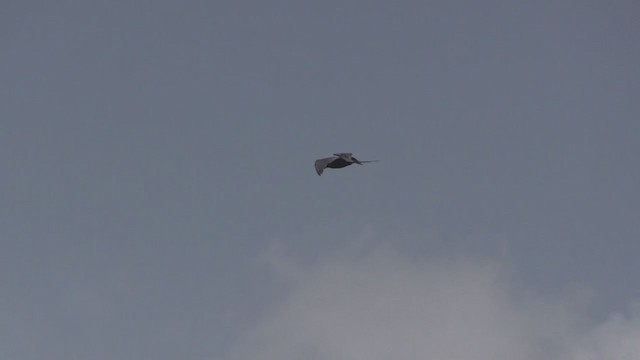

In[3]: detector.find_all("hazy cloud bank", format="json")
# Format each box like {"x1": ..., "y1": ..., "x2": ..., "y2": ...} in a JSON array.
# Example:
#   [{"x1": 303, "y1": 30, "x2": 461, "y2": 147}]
[
  {"x1": 224, "y1": 245, "x2": 640, "y2": 360},
  {"x1": 571, "y1": 304, "x2": 640, "y2": 360}
]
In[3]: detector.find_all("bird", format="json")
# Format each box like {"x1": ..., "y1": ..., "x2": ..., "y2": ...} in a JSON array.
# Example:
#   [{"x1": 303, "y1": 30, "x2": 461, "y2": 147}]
[{"x1": 314, "y1": 153, "x2": 378, "y2": 176}]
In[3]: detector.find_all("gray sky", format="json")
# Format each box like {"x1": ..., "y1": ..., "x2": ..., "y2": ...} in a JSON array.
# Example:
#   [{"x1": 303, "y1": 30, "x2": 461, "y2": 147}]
[{"x1": 2, "y1": 0, "x2": 639, "y2": 359}]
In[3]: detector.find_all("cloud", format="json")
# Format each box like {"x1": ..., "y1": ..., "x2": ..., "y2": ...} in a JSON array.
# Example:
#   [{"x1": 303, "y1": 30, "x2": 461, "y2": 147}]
[
  {"x1": 570, "y1": 304, "x2": 640, "y2": 360},
  {"x1": 223, "y1": 245, "x2": 640, "y2": 360}
]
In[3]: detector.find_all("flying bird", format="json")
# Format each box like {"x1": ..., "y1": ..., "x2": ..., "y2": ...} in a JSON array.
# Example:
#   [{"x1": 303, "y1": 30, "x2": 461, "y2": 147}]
[{"x1": 314, "y1": 153, "x2": 378, "y2": 176}]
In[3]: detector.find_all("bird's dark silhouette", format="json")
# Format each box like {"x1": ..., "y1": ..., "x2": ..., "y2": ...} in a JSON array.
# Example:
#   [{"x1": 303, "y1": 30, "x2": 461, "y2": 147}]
[{"x1": 314, "y1": 153, "x2": 378, "y2": 175}]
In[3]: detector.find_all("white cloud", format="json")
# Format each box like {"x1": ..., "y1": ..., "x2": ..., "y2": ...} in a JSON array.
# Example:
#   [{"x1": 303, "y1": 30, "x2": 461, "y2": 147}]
[
  {"x1": 224, "y1": 246, "x2": 640, "y2": 360},
  {"x1": 570, "y1": 304, "x2": 640, "y2": 360}
]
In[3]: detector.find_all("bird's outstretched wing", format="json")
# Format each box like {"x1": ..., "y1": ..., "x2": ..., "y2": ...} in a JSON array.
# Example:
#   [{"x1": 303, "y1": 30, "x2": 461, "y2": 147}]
[
  {"x1": 314, "y1": 156, "x2": 337, "y2": 176},
  {"x1": 350, "y1": 156, "x2": 379, "y2": 165},
  {"x1": 334, "y1": 153, "x2": 353, "y2": 161}
]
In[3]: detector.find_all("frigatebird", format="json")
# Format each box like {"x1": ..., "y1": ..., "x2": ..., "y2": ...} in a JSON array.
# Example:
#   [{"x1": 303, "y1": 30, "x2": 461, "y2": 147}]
[{"x1": 314, "y1": 153, "x2": 378, "y2": 176}]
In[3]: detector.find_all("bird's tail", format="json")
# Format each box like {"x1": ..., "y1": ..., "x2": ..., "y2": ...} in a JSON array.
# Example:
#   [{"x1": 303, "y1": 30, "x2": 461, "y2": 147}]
[{"x1": 359, "y1": 160, "x2": 379, "y2": 164}]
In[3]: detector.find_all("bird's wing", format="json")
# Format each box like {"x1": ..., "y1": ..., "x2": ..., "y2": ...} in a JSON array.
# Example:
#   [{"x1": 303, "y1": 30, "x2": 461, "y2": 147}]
[
  {"x1": 315, "y1": 156, "x2": 337, "y2": 176},
  {"x1": 333, "y1": 153, "x2": 353, "y2": 159},
  {"x1": 334, "y1": 153, "x2": 353, "y2": 161},
  {"x1": 351, "y1": 156, "x2": 378, "y2": 165}
]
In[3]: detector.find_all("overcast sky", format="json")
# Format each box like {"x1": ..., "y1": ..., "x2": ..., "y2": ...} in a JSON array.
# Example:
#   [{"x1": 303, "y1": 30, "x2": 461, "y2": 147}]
[{"x1": 2, "y1": 1, "x2": 639, "y2": 359}]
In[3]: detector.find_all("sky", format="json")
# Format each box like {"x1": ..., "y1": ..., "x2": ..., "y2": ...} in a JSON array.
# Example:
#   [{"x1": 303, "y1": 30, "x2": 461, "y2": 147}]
[{"x1": 1, "y1": 0, "x2": 639, "y2": 359}]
